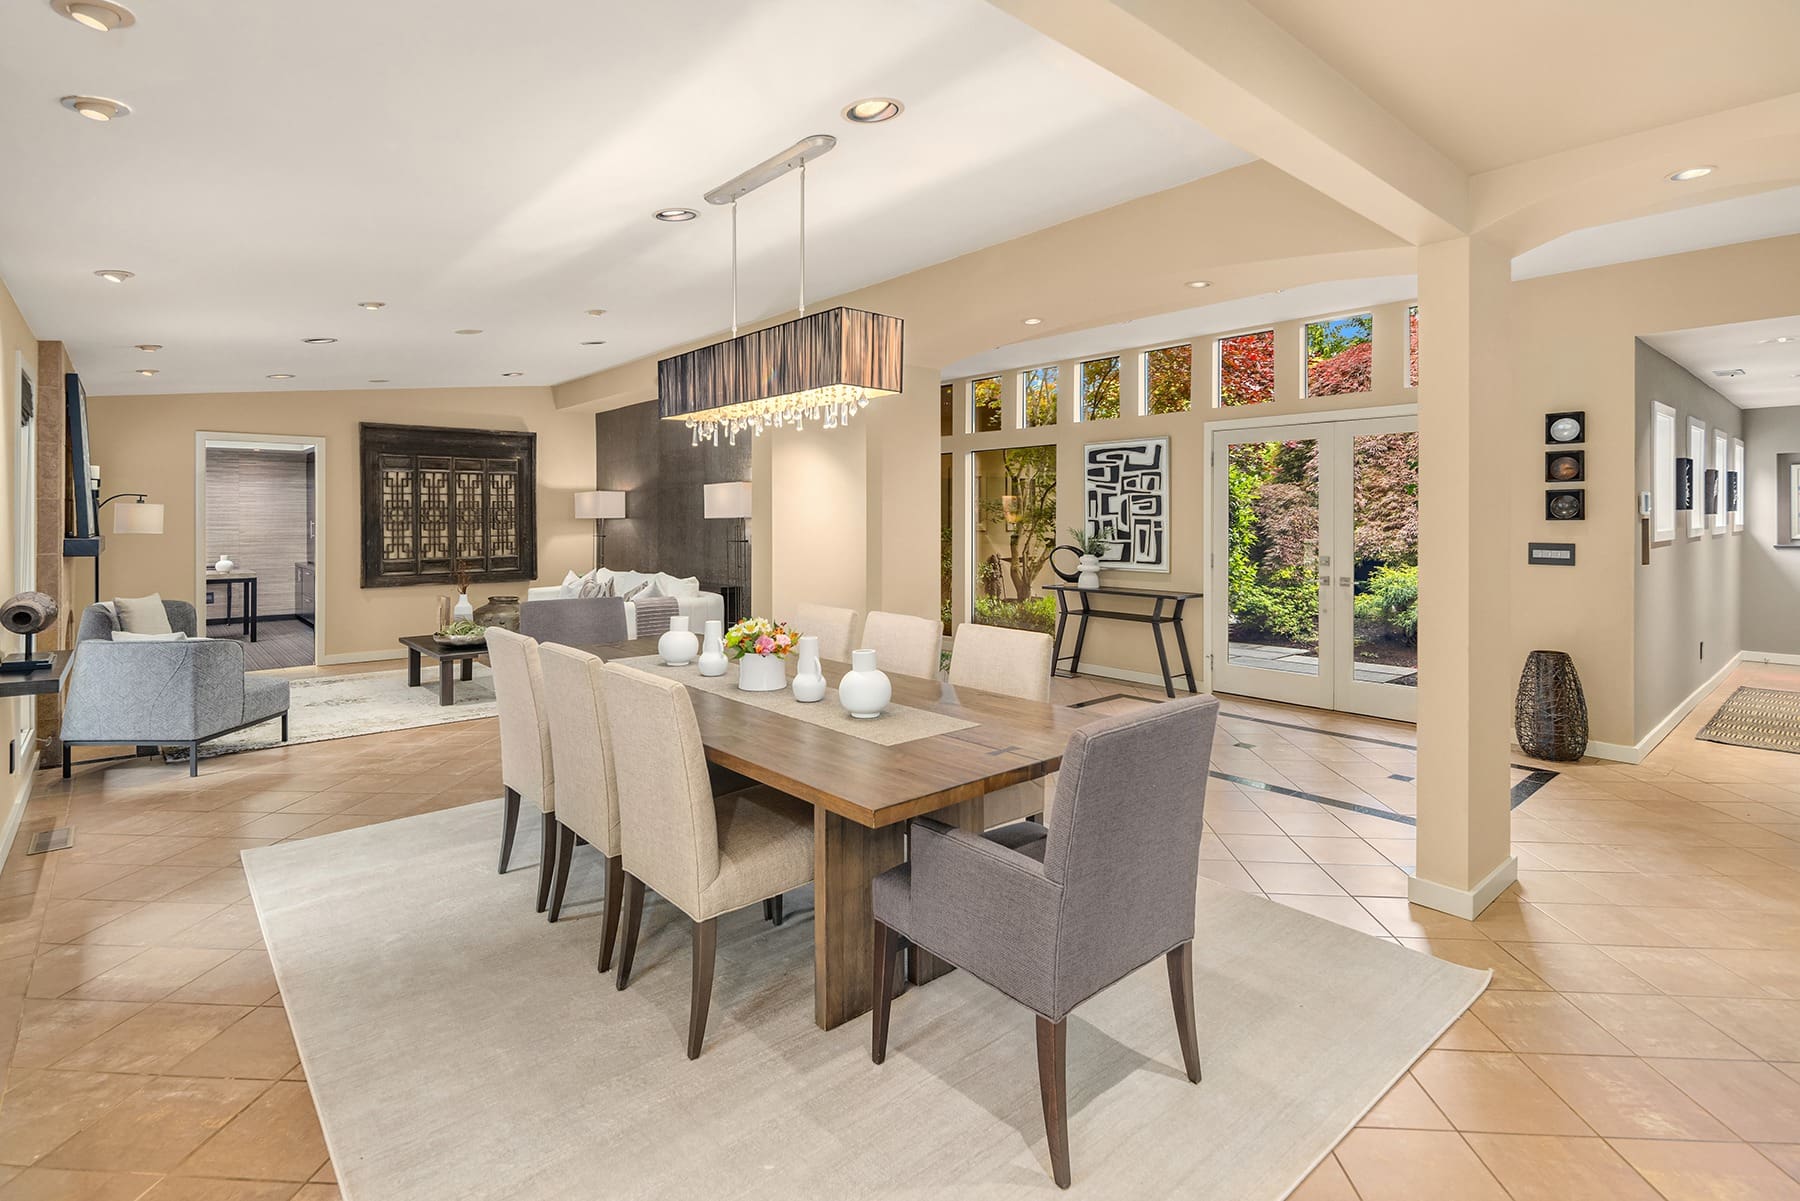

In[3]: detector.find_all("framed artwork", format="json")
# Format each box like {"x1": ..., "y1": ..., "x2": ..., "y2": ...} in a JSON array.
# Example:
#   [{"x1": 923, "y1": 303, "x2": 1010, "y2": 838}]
[
  {"x1": 1791, "y1": 463, "x2": 1800, "y2": 543},
  {"x1": 360, "y1": 423, "x2": 537, "y2": 588},
  {"x1": 1083, "y1": 436, "x2": 1169, "y2": 571}
]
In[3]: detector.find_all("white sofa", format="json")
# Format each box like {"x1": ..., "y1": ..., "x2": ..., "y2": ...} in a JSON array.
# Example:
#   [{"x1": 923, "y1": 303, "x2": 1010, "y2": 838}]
[{"x1": 527, "y1": 569, "x2": 724, "y2": 640}]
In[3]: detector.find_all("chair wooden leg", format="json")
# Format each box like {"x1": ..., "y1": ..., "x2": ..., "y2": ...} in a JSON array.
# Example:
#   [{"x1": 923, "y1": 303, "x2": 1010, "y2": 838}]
[
  {"x1": 1036, "y1": 1015, "x2": 1071, "y2": 1189},
  {"x1": 614, "y1": 873, "x2": 646, "y2": 990},
  {"x1": 535, "y1": 811, "x2": 556, "y2": 914},
  {"x1": 687, "y1": 917, "x2": 718, "y2": 1060},
  {"x1": 188, "y1": 742, "x2": 200, "y2": 778},
  {"x1": 280, "y1": 713, "x2": 289, "y2": 742},
  {"x1": 61, "y1": 744, "x2": 70, "y2": 779},
  {"x1": 762, "y1": 899, "x2": 773, "y2": 922},
  {"x1": 597, "y1": 855, "x2": 625, "y2": 973},
  {"x1": 498, "y1": 788, "x2": 521, "y2": 874},
  {"x1": 1167, "y1": 940, "x2": 1202, "y2": 1084},
  {"x1": 770, "y1": 894, "x2": 784, "y2": 926},
  {"x1": 547, "y1": 821, "x2": 576, "y2": 923},
  {"x1": 870, "y1": 919, "x2": 900, "y2": 1064}
]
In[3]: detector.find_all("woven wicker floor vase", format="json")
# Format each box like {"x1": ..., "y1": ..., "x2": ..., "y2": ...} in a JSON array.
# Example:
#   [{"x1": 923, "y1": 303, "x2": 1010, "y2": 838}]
[{"x1": 1515, "y1": 650, "x2": 1588, "y2": 762}]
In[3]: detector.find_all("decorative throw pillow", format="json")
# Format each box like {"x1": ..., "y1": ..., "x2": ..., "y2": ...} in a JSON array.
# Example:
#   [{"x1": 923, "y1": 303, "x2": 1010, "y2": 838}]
[
  {"x1": 114, "y1": 593, "x2": 173, "y2": 634},
  {"x1": 558, "y1": 570, "x2": 584, "y2": 599},
  {"x1": 620, "y1": 579, "x2": 652, "y2": 602},
  {"x1": 656, "y1": 573, "x2": 701, "y2": 599},
  {"x1": 114, "y1": 630, "x2": 187, "y2": 642},
  {"x1": 576, "y1": 570, "x2": 606, "y2": 599}
]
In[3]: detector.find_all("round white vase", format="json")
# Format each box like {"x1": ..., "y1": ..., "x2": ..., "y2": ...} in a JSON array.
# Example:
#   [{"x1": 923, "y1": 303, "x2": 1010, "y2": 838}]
[
  {"x1": 837, "y1": 649, "x2": 892, "y2": 719},
  {"x1": 213, "y1": 555, "x2": 235, "y2": 573},
  {"x1": 452, "y1": 591, "x2": 475, "y2": 621},
  {"x1": 1077, "y1": 554, "x2": 1101, "y2": 590},
  {"x1": 697, "y1": 619, "x2": 728, "y2": 677},
  {"x1": 737, "y1": 652, "x2": 787, "y2": 692},
  {"x1": 791, "y1": 635, "x2": 826, "y2": 703},
  {"x1": 658, "y1": 615, "x2": 699, "y2": 666}
]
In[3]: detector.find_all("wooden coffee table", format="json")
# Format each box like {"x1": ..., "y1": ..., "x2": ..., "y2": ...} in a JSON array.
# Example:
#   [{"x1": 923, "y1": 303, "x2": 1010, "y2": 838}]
[{"x1": 399, "y1": 634, "x2": 484, "y2": 706}]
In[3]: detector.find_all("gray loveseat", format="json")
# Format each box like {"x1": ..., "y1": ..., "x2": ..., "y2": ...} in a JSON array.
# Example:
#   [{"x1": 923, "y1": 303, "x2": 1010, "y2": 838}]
[{"x1": 61, "y1": 600, "x2": 291, "y2": 777}]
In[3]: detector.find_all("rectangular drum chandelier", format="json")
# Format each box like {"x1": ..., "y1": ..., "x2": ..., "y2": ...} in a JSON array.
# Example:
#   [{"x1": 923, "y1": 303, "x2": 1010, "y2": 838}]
[{"x1": 657, "y1": 135, "x2": 904, "y2": 446}]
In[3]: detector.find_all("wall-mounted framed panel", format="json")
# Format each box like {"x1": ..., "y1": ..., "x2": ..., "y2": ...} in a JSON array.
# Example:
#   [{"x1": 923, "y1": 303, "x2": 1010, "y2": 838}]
[
  {"x1": 359, "y1": 423, "x2": 536, "y2": 588},
  {"x1": 1731, "y1": 437, "x2": 1745, "y2": 531},
  {"x1": 1687, "y1": 417, "x2": 1707, "y2": 535},
  {"x1": 1651, "y1": 402, "x2": 1677, "y2": 542}
]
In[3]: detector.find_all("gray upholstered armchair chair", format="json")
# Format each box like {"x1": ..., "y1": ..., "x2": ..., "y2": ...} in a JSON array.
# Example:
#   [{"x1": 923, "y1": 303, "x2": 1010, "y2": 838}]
[
  {"x1": 870, "y1": 695, "x2": 1220, "y2": 1189},
  {"x1": 61, "y1": 600, "x2": 290, "y2": 778}
]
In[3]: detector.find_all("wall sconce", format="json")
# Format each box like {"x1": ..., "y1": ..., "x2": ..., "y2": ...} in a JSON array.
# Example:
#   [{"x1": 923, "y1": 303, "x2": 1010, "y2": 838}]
[{"x1": 574, "y1": 490, "x2": 626, "y2": 570}]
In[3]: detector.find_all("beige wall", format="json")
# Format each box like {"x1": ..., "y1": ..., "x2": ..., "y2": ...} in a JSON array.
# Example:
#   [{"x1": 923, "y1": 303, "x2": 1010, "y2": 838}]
[
  {"x1": 85, "y1": 387, "x2": 596, "y2": 662},
  {"x1": 0, "y1": 274, "x2": 40, "y2": 848}
]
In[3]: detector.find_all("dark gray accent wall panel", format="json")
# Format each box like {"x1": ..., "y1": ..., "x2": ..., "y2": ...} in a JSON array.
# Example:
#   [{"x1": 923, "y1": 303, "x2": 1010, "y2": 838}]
[{"x1": 595, "y1": 401, "x2": 750, "y2": 585}]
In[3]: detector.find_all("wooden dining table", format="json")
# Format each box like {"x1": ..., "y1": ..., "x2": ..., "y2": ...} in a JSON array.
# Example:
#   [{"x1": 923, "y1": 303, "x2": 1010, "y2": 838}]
[{"x1": 581, "y1": 637, "x2": 1099, "y2": 1030}]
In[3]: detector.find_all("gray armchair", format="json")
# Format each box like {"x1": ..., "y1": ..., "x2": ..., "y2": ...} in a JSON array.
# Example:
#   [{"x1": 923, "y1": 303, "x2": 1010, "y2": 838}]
[
  {"x1": 519, "y1": 597, "x2": 628, "y2": 646},
  {"x1": 61, "y1": 601, "x2": 290, "y2": 778},
  {"x1": 870, "y1": 694, "x2": 1220, "y2": 1189}
]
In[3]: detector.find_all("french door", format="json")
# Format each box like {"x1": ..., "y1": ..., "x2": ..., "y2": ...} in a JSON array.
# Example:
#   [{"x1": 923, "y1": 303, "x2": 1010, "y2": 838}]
[{"x1": 1208, "y1": 413, "x2": 1418, "y2": 722}]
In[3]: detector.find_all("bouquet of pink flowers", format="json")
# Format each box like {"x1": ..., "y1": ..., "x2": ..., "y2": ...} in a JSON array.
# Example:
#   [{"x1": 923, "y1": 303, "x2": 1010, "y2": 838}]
[{"x1": 723, "y1": 617, "x2": 801, "y2": 660}]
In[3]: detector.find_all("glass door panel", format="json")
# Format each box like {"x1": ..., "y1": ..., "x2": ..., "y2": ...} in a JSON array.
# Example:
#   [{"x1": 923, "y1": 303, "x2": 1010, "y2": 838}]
[{"x1": 1339, "y1": 420, "x2": 1418, "y2": 720}]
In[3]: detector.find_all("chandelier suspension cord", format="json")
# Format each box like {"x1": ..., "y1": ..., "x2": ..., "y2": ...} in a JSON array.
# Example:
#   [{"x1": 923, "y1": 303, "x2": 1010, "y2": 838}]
[
  {"x1": 730, "y1": 198, "x2": 740, "y2": 337},
  {"x1": 798, "y1": 162, "x2": 807, "y2": 317}
]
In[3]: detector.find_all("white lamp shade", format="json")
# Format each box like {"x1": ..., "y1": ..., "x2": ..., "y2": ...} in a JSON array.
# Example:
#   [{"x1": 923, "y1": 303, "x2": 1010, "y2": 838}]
[
  {"x1": 112, "y1": 501, "x2": 164, "y2": 535},
  {"x1": 575, "y1": 490, "x2": 626, "y2": 520},
  {"x1": 703, "y1": 481, "x2": 753, "y2": 520}
]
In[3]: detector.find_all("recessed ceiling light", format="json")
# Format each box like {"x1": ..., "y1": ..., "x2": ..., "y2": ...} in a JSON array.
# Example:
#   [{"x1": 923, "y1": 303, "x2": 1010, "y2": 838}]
[
  {"x1": 1713, "y1": 368, "x2": 1746, "y2": 378},
  {"x1": 1022, "y1": 317, "x2": 1043, "y2": 326},
  {"x1": 266, "y1": 373, "x2": 295, "y2": 380},
  {"x1": 580, "y1": 340, "x2": 607, "y2": 346},
  {"x1": 61, "y1": 95, "x2": 129, "y2": 122},
  {"x1": 1761, "y1": 335, "x2": 1799, "y2": 344},
  {"x1": 368, "y1": 378, "x2": 389, "y2": 384},
  {"x1": 842, "y1": 97, "x2": 904, "y2": 124},
  {"x1": 501, "y1": 371, "x2": 524, "y2": 378},
  {"x1": 133, "y1": 343, "x2": 160, "y2": 352},
  {"x1": 1185, "y1": 279, "x2": 1211, "y2": 289},
  {"x1": 454, "y1": 328, "x2": 482, "y2": 335},
  {"x1": 1668, "y1": 166, "x2": 1715, "y2": 182},
  {"x1": 301, "y1": 337, "x2": 337, "y2": 345},
  {"x1": 357, "y1": 301, "x2": 385, "y2": 311},
  {"x1": 94, "y1": 268, "x2": 133, "y2": 283},
  {"x1": 585, "y1": 309, "x2": 607, "y2": 318},
  {"x1": 52, "y1": 1, "x2": 135, "y2": 30},
  {"x1": 653, "y1": 208, "x2": 698, "y2": 222},
  {"x1": 134, "y1": 368, "x2": 156, "y2": 377}
]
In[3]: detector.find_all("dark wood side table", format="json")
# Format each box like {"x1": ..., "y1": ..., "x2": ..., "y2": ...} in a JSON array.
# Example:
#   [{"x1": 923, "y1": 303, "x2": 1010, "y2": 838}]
[
  {"x1": 1042, "y1": 583, "x2": 1202, "y2": 699},
  {"x1": 205, "y1": 572, "x2": 259, "y2": 642},
  {"x1": 398, "y1": 634, "x2": 484, "y2": 706}
]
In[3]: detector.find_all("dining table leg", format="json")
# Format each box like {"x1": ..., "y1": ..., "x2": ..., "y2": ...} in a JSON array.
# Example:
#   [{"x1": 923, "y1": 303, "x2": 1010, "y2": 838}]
[
  {"x1": 813, "y1": 808, "x2": 906, "y2": 1031},
  {"x1": 907, "y1": 797, "x2": 983, "y2": 986}
]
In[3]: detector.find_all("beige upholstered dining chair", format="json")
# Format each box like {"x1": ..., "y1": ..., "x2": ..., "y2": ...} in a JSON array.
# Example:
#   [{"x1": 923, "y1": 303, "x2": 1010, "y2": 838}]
[
  {"x1": 795, "y1": 602, "x2": 859, "y2": 663},
  {"x1": 860, "y1": 611, "x2": 942, "y2": 680},
  {"x1": 602, "y1": 663, "x2": 816, "y2": 1059},
  {"x1": 948, "y1": 623, "x2": 1055, "y2": 827},
  {"x1": 537, "y1": 644, "x2": 626, "y2": 963},
  {"x1": 486, "y1": 628, "x2": 559, "y2": 915}
]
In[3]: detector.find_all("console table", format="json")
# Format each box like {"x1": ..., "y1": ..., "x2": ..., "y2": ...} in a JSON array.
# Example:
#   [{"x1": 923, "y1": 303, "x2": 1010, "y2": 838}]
[
  {"x1": 1042, "y1": 583, "x2": 1201, "y2": 698},
  {"x1": 206, "y1": 572, "x2": 259, "y2": 642}
]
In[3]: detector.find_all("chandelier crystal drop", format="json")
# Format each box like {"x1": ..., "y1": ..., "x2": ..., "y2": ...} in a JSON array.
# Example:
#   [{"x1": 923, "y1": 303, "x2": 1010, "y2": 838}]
[{"x1": 684, "y1": 384, "x2": 873, "y2": 447}]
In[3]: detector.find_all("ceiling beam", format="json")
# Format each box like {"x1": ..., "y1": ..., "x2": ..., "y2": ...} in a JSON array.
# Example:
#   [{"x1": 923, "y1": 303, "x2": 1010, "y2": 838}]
[{"x1": 987, "y1": 0, "x2": 1470, "y2": 245}]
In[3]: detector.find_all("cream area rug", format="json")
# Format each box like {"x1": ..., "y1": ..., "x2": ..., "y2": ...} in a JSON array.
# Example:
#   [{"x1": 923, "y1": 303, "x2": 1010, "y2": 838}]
[
  {"x1": 244, "y1": 801, "x2": 1487, "y2": 1201},
  {"x1": 175, "y1": 665, "x2": 496, "y2": 761}
]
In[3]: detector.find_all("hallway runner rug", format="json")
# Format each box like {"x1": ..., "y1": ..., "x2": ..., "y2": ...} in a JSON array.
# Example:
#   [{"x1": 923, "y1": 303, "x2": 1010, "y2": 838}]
[{"x1": 1696, "y1": 686, "x2": 1800, "y2": 754}]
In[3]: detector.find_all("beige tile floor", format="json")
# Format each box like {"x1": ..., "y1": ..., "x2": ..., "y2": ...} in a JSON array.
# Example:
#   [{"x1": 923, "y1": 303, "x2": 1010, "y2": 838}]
[{"x1": 0, "y1": 662, "x2": 1798, "y2": 1200}]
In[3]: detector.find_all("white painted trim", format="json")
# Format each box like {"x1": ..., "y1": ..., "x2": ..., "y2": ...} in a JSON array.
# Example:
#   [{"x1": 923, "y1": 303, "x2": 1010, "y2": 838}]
[
  {"x1": 1201, "y1": 401, "x2": 1417, "y2": 433},
  {"x1": 319, "y1": 650, "x2": 408, "y2": 666},
  {"x1": 1741, "y1": 649, "x2": 1800, "y2": 666},
  {"x1": 1578, "y1": 651, "x2": 1745, "y2": 764},
  {"x1": 0, "y1": 746, "x2": 40, "y2": 870},
  {"x1": 1408, "y1": 854, "x2": 1518, "y2": 920},
  {"x1": 195, "y1": 432, "x2": 326, "y2": 668}
]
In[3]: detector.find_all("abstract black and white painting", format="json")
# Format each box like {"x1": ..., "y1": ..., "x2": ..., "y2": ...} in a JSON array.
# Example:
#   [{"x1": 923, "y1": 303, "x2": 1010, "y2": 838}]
[{"x1": 1084, "y1": 436, "x2": 1169, "y2": 572}]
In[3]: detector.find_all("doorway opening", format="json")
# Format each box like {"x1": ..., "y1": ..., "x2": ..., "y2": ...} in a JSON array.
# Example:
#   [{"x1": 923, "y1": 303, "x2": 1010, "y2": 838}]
[
  {"x1": 197, "y1": 435, "x2": 322, "y2": 670},
  {"x1": 1208, "y1": 411, "x2": 1418, "y2": 721}
]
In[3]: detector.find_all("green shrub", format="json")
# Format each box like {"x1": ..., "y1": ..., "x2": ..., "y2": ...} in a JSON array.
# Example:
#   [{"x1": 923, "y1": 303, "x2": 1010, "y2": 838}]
[
  {"x1": 1230, "y1": 579, "x2": 1318, "y2": 643},
  {"x1": 973, "y1": 595, "x2": 1057, "y2": 635},
  {"x1": 1353, "y1": 564, "x2": 1418, "y2": 643}
]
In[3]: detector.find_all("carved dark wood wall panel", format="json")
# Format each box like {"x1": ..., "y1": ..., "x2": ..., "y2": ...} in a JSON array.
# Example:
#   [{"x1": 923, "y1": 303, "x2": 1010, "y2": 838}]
[{"x1": 360, "y1": 423, "x2": 536, "y2": 588}]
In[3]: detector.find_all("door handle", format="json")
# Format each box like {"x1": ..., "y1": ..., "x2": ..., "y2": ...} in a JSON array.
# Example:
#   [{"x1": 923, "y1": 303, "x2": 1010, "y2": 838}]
[{"x1": 1339, "y1": 576, "x2": 1353, "y2": 588}]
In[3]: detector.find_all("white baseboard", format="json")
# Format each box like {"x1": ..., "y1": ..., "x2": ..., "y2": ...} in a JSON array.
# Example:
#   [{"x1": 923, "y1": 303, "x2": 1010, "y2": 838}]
[
  {"x1": 1580, "y1": 651, "x2": 1744, "y2": 764},
  {"x1": 0, "y1": 747, "x2": 41, "y2": 870},
  {"x1": 1408, "y1": 855, "x2": 1518, "y2": 919},
  {"x1": 319, "y1": 650, "x2": 408, "y2": 666},
  {"x1": 1061, "y1": 662, "x2": 1202, "y2": 695},
  {"x1": 1740, "y1": 649, "x2": 1800, "y2": 666}
]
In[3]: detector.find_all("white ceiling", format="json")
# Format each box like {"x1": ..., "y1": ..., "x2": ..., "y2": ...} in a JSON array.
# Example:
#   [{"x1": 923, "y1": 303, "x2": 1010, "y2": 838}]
[
  {"x1": 1512, "y1": 186, "x2": 1800, "y2": 281},
  {"x1": 0, "y1": 0, "x2": 1250, "y2": 398},
  {"x1": 1642, "y1": 315, "x2": 1800, "y2": 410},
  {"x1": 943, "y1": 276, "x2": 1418, "y2": 378}
]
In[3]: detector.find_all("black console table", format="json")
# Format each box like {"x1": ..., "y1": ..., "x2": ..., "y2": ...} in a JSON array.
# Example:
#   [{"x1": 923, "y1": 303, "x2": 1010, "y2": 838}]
[{"x1": 1043, "y1": 583, "x2": 1202, "y2": 698}]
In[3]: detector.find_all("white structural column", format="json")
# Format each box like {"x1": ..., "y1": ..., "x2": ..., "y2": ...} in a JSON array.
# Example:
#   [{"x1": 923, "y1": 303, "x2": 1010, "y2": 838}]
[{"x1": 1410, "y1": 236, "x2": 1516, "y2": 918}]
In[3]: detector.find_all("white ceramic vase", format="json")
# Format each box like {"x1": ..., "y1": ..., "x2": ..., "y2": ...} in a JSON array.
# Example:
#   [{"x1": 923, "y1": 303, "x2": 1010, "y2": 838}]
[
  {"x1": 1077, "y1": 554, "x2": 1101, "y2": 590},
  {"x1": 213, "y1": 555, "x2": 235, "y2": 572},
  {"x1": 837, "y1": 649, "x2": 892, "y2": 719},
  {"x1": 658, "y1": 615, "x2": 699, "y2": 666},
  {"x1": 737, "y1": 652, "x2": 787, "y2": 692},
  {"x1": 452, "y1": 591, "x2": 475, "y2": 621},
  {"x1": 791, "y1": 635, "x2": 826, "y2": 703},
  {"x1": 697, "y1": 619, "x2": 727, "y2": 677}
]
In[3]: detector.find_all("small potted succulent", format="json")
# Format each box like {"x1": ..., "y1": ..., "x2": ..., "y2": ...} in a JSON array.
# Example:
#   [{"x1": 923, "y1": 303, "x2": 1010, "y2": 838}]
[
  {"x1": 1068, "y1": 526, "x2": 1107, "y2": 589},
  {"x1": 724, "y1": 617, "x2": 803, "y2": 692}
]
